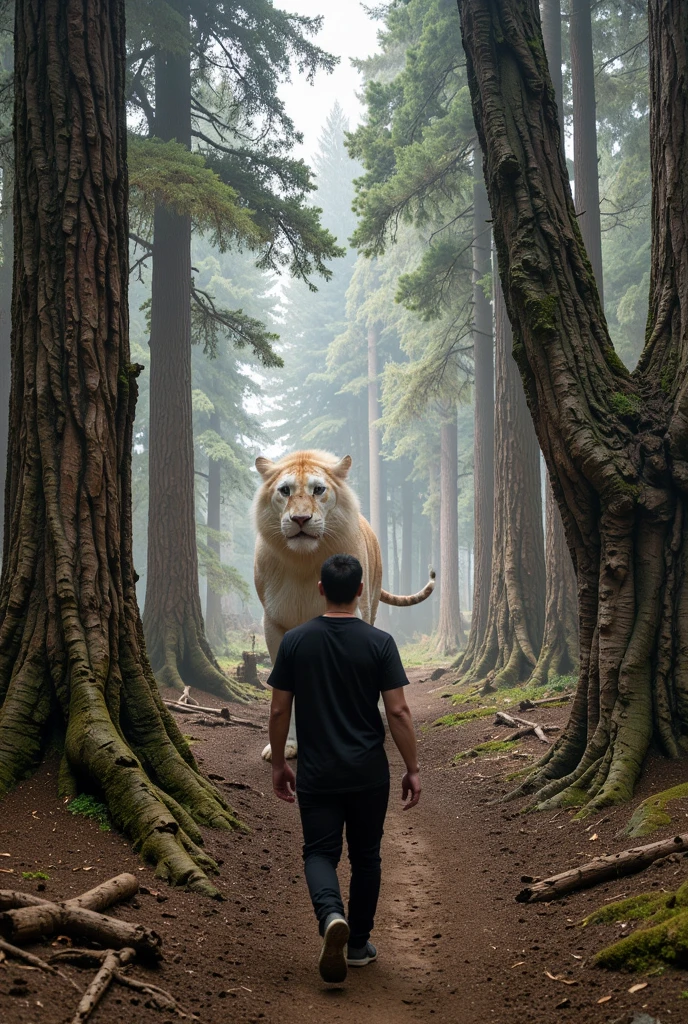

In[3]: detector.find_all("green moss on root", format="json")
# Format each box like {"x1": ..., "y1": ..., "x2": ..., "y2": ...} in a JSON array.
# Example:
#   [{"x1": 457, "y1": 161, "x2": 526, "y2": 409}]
[
  {"x1": 587, "y1": 883, "x2": 688, "y2": 971},
  {"x1": 624, "y1": 783, "x2": 688, "y2": 838},
  {"x1": 453, "y1": 740, "x2": 519, "y2": 762}
]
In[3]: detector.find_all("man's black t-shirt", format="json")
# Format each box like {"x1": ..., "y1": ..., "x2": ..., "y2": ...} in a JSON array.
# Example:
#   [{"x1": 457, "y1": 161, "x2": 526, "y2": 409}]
[{"x1": 268, "y1": 616, "x2": 409, "y2": 794}]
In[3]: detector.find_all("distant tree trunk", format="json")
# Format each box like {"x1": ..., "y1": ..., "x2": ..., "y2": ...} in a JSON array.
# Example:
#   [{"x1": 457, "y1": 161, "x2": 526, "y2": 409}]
[
  {"x1": 456, "y1": 150, "x2": 494, "y2": 672},
  {"x1": 401, "y1": 478, "x2": 413, "y2": 595},
  {"x1": 428, "y1": 461, "x2": 440, "y2": 630},
  {"x1": 391, "y1": 485, "x2": 400, "y2": 595},
  {"x1": 0, "y1": 0, "x2": 237, "y2": 894},
  {"x1": 435, "y1": 410, "x2": 463, "y2": 655},
  {"x1": 143, "y1": 1, "x2": 240, "y2": 699},
  {"x1": 0, "y1": 203, "x2": 10, "y2": 555},
  {"x1": 461, "y1": 275, "x2": 545, "y2": 689},
  {"x1": 368, "y1": 322, "x2": 382, "y2": 540},
  {"x1": 570, "y1": 0, "x2": 603, "y2": 303},
  {"x1": 522, "y1": 0, "x2": 580, "y2": 687},
  {"x1": 368, "y1": 321, "x2": 389, "y2": 626},
  {"x1": 205, "y1": 411, "x2": 223, "y2": 647}
]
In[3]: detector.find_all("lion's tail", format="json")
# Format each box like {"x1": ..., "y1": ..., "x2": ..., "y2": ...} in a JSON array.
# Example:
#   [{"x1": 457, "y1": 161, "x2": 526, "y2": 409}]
[{"x1": 380, "y1": 569, "x2": 436, "y2": 607}]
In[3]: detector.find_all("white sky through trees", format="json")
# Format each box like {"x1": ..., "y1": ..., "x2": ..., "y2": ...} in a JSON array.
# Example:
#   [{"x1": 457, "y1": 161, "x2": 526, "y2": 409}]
[{"x1": 277, "y1": 0, "x2": 380, "y2": 157}]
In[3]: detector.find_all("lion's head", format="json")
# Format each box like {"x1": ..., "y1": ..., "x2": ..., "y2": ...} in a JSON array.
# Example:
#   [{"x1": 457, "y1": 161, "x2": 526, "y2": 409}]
[{"x1": 253, "y1": 450, "x2": 360, "y2": 557}]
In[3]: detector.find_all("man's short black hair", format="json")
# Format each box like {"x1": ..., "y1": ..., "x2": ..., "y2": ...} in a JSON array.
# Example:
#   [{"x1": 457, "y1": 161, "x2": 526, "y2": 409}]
[{"x1": 320, "y1": 553, "x2": 363, "y2": 605}]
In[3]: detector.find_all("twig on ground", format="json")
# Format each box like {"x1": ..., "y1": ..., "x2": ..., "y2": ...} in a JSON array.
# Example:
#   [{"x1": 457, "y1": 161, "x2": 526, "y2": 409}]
[
  {"x1": 71, "y1": 948, "x2": 136, "y2": 1024},
  {"x1": 0, "y1": 937, "x2": 81, "y2": 990}
]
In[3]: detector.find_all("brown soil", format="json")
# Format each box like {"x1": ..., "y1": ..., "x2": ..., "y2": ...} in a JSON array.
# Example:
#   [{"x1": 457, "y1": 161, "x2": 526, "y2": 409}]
[{"x1": 1, "y1": 668, "x2": 688, "y2": 1024}]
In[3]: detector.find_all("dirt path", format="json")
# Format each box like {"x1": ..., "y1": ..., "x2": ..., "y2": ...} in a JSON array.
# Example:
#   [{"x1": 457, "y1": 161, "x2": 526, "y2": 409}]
[{"x1": 2, "y1": 668, "x2": 687, "y2": 1023}]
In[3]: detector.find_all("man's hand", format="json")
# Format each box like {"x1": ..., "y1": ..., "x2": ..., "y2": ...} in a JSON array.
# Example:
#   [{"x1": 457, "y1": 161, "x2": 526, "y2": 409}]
[
  {"x1": 401, "y1": 770, "x2": 421, "y2": 810},
  {"x1": 272, "y1": 762, "x2": 296, "y2": 803}
]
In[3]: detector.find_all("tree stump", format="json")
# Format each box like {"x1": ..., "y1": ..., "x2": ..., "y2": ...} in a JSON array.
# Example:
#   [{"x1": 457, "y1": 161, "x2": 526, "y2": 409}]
[{"x1": 237, "y1": 651, "x2": 263, "y2": 687}]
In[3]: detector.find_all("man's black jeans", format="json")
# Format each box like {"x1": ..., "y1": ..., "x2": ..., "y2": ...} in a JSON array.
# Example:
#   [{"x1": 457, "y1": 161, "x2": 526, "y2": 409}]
[{"x1": 298, "y1": 782, "x2": 390, "y2": 949}]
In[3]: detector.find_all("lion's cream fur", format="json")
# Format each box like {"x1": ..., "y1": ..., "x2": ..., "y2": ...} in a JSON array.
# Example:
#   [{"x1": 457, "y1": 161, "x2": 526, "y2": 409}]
[{"x1": 253, "y1": 450, "x2": 382, "y2": 664}]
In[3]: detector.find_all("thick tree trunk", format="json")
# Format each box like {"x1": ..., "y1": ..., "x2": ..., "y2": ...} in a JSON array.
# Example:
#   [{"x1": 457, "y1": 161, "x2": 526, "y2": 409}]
[
  {"x1": 143, "y1": 2, "x2": 239, "y2": 699},
  {"x1": 0, "y1": 203, "x2": 10, "y2": 557},
  {"x1": 456, "y1": 0, "x2": 688, "y2": 812},
  {"x1": 0, "y1": 0, "x2": 238, "y2": 894},
  {"x1": 205, "y1": 411, "x2": 224, "y2": 647},
  {"x1": 522, "y1": 0, "x2": 580, "y2": 687},
  {"x1": 459, "y1": 152, "x2": 495, "y2": 673},
  {"x1": 570, "y1": 0, "x2": 604, "y2": 303},
  {"x1": 460, "y1": 273, "x2": 545, "y2": 689},
  {"x1": 435, "y1": 411, "x2": 463, "y2": 655}
]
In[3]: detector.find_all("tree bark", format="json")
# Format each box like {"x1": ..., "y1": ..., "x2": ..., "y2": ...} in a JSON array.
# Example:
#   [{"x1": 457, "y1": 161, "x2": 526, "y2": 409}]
[
  {"x1": 435, "y1": 410, "x2": 463, "y2": 654},
  {"x1": 0, "y1": 0, "x2": 239, "y2": 895},
  {"x1": 570, "y1": 0, "x2": 604, "y2": 303},
  {"x1": 205, "y1": 410, "x2": 223, "y2": 646},
  {"x1": 456, "y1": 0, "x2": 688, "y2": 812},
  {"x1": 460, "y1": 272, "x2": 545, "y2": 688},
  {"x1": 524, "y1": 0, "x2": 579, "y2": 687},
  {"x1": 0, "y1": 202, "x2": 10, "y2": 558},
  {"x1": 458, "y1": 151, "x2": 495, "y2": 672},
  {"x1": 143, "y1": 1, "x2": 239, "y2": 699}
]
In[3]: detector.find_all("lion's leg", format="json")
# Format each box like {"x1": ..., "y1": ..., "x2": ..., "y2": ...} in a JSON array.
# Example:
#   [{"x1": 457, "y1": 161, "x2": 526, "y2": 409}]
[{"x1": 261, "y1": 617, "x2": 298, "y2": 763}]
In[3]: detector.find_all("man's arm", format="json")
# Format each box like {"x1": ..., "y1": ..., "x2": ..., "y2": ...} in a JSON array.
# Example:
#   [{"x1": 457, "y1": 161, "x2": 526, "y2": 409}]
[
  {"x1": 382, "y1": 686, "x2": 421, "y2": 809},
  {"x1": 269, "y1": 688, "x2": 296, "y2": 801}
]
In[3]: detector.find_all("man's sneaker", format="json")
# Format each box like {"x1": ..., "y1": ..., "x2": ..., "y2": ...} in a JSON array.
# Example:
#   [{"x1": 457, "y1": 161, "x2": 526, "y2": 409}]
[
  {"x1": 347, "y1": 941, "x2": 377, "y2": 967},
  {"x1": 318, "y1": 913, "x2": 350, "y2": 983}
]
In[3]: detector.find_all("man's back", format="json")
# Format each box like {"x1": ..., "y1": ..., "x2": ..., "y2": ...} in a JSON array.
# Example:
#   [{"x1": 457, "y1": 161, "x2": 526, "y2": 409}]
[{"x1": 269, "y1": 616, "x2": 408, "y2": 794}]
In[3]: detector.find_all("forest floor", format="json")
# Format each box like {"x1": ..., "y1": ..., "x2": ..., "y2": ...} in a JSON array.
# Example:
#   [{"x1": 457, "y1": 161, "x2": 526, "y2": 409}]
[{"x1": 2, "y1": 666, "x2": 688, "y2": 1024}]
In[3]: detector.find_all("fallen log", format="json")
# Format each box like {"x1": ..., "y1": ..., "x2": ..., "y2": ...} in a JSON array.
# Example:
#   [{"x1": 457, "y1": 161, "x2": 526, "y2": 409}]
[
  {"x1": 163, "y1": 699, "x2": 230, "y2": 720},
  {"x1": 0, "y1": 873, "x2": 138, "y2": 915},
  {"x1": 0, "y1": 901, "x2": 161, "y2": 957},
  {"x1": 516, "y1": 833, "x2": 688, "y2": 903},
  {"x1": 494, "y1": 711, "x2": 559, "y2": 744},
  {"x1": 71, "y1": 947, "x2": 135, "y2": 1024}
]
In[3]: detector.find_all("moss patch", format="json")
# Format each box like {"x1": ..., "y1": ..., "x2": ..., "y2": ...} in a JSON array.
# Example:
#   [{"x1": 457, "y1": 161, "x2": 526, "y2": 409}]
[
  {"x1": 588, "y1": 883, "x2": 688, "y2": 971},
  {"x1": 624, "y1": 782, "x2": 688, "y2": 838},
  {"x1": 432, "y1": 707, "x2": 497, "y2": 728},
  {"x1": 453, "y1": 740, "x2": 519, "y2": 763},
  {"x1": 22, "y1": 870, "x2": 49, "y2": 880},
  {"x1": 68, "y1": 794, "x2": 111, "y2": 831}
]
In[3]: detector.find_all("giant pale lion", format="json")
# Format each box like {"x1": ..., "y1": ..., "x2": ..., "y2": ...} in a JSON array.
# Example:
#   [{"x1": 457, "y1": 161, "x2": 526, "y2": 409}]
[{"x1": 253, "y1": 450, "x2": 435, "y2": 759}]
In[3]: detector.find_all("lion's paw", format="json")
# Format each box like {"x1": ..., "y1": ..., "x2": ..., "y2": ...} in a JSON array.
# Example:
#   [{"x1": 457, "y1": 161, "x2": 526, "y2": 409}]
[{"x1": 261, "y1": 743, "x2": 298, "y2": 761}]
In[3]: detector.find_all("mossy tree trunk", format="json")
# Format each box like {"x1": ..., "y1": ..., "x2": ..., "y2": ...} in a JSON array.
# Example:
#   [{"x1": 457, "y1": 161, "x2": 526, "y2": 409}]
[
  {"x1": 456, "y1": 0, "x2": 688, "y2": 812},
  {"x1": 0, "y1": 0, "x2": 239, "y2": 894},
  {"x1": 523, "y1": 0, "x2": 579, "y2": 689},
  {"x1": 458, "y1": 151, "x2": 494, "y2": 673},
  {"x1": 0, "y1": 200, "x2": 10, "y2": 556},
  {"x1": 142, "y1": 0, "x2": 241, "y2": 700},
  {"x1": 459, "y1": 273, "x2": 545, "y2": 689}
]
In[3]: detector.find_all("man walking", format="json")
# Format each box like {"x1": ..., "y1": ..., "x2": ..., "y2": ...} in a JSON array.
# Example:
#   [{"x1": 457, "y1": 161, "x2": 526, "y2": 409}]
[{"x1": 267, "y1": 553, "x2": 421, "y2": 984}]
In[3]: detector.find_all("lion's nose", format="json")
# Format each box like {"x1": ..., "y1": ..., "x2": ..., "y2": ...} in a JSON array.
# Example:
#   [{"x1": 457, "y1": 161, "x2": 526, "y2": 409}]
[{"x1": 291, "y1": 514, "x2": 312, "y2": 526}]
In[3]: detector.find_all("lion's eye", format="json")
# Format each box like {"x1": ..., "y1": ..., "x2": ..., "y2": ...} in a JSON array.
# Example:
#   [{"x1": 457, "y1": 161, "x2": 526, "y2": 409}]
[
  {"x1": 278, "y1": 485, "x2": 290, "y2": 497},
  {"x1": 313, "y1": 485, "x2": 326, "y2": 496}
]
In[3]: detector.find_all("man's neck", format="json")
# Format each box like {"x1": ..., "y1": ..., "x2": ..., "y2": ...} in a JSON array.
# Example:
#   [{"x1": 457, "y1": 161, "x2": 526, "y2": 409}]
[{"x1": 323, "y1": 603, "x2": 358, "y2": 618}]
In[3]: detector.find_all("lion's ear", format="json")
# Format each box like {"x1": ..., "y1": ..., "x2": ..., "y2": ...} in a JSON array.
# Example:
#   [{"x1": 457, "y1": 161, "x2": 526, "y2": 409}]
[
  {"x1": 333, "y1": 455, "x2": 352, "y2": 479},
  {"x1": 255, "y1": 456, "x2": 274, "y2": 478}
]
